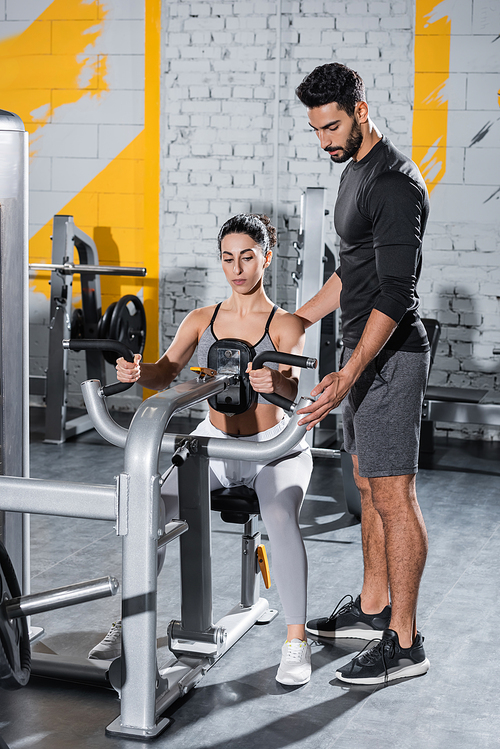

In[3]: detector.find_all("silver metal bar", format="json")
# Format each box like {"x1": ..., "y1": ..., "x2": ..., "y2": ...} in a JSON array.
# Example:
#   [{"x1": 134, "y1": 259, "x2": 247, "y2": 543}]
[
  {"x1": 119, "y1": 388, "x2": 176, "y2": 731},
  {"x1": 44, "y1": 217, "x2": 74, "y2": 443},
  {"x1": 0, "y1": 476, "x2": 116, "y2": 520},
  {"x1": 29, "y1": 263, "x2": 147, "y2": 277},
  {"x1": 0, "y1": 115, "x2": 30, "y2": 586},
  {"x1": 81, "y1": 380, "x2": 130, "y2": 447},
  {"x1": 81, "y1": 375, "x2": 233, "y2": 450},
  {"x1": 82, "y1": 377, "x2": 313, "y2": 462},
  {"x1": 157, "y1": 519, "x2": 189, "y2": 550},
  {"x1": 311, "y1": 447, "x2": 341, "y2": 459},
  {"x1": 295, "y1": 187, "x2": 327, "y2": 446},
  {"x1": 22, "y1": 128, "x2": 30, "y2": 597},
  {"x1": 5, "y1": 576, "x2": 119, "y2": 618}
]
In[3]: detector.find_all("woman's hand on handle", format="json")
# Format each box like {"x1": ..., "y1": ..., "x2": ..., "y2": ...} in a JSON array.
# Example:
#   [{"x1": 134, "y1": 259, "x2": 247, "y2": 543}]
[
  {"x1": 246, "y1": 362, "x2": 276, "y2": 394},
  {"x1": 116, "y1": 353, "x2": 142, "y2": 383}
]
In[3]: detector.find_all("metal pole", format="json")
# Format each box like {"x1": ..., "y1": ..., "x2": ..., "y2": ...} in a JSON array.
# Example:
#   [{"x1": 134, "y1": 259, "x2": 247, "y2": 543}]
[
  {"x1": 0, "y1": 111, "x2": 29, "y2": 586},
  {"x1": 271, "y1": 0, "x2": 282, "y2": 302},
  {"x1": 5, "y1": 576, "x2": 119, "y2": 619},
  {"x1": 119, "y1": 394, "x2": 178, "y2": 733},
  {"x1": 29, "y1": 263, "x2": 147, "y2": 276}
]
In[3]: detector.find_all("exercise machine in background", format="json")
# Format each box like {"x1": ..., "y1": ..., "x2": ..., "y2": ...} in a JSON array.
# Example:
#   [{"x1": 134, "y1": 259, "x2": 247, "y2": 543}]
[
  {"x1": 292, "y1": 187, "x2": 339, "y2": 447},
  {"x1": 29, "y1": 214, "x2": 147, "y2": 444}
]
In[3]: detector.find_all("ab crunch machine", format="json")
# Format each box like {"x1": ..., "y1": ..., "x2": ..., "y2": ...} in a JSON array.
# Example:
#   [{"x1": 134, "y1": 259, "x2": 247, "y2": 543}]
[
  {"x1": 1, "y1": 329, "x2": 316, "y2": 739},
  {"x1": 0, "y1": 111, "x2": 320, "y2": 738}
]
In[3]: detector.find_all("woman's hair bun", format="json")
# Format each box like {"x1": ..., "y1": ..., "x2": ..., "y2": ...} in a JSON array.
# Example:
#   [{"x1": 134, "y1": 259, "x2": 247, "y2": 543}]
[
  {"x1": 217, "y1": 213, "x2": 277, "y2": 256},
  {"x1": 251, "y1": 214, "x2": 277, "y2": 249}
]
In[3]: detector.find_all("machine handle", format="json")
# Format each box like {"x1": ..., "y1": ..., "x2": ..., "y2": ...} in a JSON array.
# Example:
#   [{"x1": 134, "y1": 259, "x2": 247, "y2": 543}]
[
  {"x1": 63, "y1": 338, "x2": 136, "y2": 395},
  {"x1": 251, "y1": 351, "x2": 317, "y2": 411}
]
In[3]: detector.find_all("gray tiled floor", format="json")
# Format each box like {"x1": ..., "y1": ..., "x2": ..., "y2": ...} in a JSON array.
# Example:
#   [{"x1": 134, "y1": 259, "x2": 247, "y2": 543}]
[{"x1": 0, "y1": 412, "x2": 499, "y2": 749}]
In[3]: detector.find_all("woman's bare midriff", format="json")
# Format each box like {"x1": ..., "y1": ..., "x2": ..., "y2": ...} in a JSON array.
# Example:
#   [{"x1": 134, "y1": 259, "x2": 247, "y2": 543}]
[{"x1": 208, "y1": 402, "x2": 284, "y2": 436}]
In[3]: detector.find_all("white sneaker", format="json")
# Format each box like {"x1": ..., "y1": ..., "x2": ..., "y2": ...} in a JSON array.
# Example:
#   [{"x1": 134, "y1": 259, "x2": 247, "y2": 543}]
[
  {"x1": 276, "y1": 639, "x2": 311, "y2": 685},
  {"x1": 88, "y1": 621, "x2": 122, "y2": 660}
]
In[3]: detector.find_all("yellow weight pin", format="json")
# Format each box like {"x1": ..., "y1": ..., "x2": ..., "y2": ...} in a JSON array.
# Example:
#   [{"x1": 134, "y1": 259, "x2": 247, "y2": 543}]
[
  {"x1": 190, "y1": 366, "x2": 217, "y2": 378},
  {"x1": 257, "y1": 544, "x2": 271, "y2": 589}
]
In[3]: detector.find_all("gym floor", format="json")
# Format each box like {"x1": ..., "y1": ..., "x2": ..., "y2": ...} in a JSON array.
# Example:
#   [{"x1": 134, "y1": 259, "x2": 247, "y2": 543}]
[{"x1": 1, "y1": 410, "x2": 499, "y2": 749}]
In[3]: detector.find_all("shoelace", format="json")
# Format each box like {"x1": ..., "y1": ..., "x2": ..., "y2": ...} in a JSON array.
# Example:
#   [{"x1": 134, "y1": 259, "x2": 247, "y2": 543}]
[
  {"x1": 327, "y1": 594, "x2": 355, "y2": 622},
  {"x1": 284, "y1": 641, "x2": 306, "y2": 663},
  {"x1": 103, "y1": 622, "x2": 122, "y2": 643},
  {"x1": 357, "y1": 637, "x2": 396, "y2": 682}
]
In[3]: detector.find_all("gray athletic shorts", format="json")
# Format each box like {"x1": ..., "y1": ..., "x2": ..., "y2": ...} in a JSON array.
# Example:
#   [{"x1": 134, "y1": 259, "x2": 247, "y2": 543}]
[{"x1": 341, "y1": 346, "x2": 431, "y2": 478}]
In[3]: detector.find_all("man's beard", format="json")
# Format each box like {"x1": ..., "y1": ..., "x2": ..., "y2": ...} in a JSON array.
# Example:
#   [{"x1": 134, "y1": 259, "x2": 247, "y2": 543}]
[{"x1": 328, "y1": 120, "x2": 363, "y2": 163}]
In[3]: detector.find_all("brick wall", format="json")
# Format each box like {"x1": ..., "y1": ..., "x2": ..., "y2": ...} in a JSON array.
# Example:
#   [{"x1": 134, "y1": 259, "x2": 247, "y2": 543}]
[
  {"x1": 6, "y1": 0, "x2": 497, "y2": 436},
  {"x1": 161, "y1": 0, "x2": 419, "y2": 419},
  {"x1": 414, "y1": 0, "x2": 500, "y2": 440},
  {"x1": 0, "y1": 1, "x2": 160, "y2": 418},
  {"x1": 160, "y1": 0, "x2": 500, "y2": 436}
]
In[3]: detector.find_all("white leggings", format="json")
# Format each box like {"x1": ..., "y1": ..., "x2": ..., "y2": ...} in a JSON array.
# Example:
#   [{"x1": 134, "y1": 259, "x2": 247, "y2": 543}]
[{"x1": 160, "y1": 418, "x2": 312, "y2": 626}]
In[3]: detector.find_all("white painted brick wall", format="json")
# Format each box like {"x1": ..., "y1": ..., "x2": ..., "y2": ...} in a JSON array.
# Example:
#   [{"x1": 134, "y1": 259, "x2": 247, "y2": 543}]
[{"x1": 156, "y1": 0, "x2": 500, "y2": 437}]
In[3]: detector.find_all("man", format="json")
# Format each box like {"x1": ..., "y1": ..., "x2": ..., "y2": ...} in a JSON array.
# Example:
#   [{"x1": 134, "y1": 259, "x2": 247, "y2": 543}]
[{"x1": 294, "y1": 62, "x2": 431, "y2": 685}]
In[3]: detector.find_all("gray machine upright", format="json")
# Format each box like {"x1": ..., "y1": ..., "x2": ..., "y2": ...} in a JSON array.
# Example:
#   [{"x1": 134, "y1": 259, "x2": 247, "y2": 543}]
[
  {"x1": 293, "y1": 187, "x2": 339, "y2": 446},
  {"x1": 0, "y1": 110, "x2": 29, "y2": 587}
]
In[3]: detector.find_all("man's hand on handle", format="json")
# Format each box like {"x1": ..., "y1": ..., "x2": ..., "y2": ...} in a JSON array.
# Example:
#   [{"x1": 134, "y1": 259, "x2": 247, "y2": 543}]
[{"x1": 296, "y1": 369, "x2": 352, "y2": 430}]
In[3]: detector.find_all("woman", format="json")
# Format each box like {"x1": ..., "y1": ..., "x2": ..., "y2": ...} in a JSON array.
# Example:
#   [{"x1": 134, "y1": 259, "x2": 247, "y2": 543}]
[{"x1": 90, "y1": 214, "x2": 313, "y2": 686}]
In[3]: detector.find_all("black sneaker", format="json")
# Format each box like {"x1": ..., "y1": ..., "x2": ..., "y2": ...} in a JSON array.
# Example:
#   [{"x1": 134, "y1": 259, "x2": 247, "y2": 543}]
[
  {"x1": 306, "y1": 595, "x2": 391, "y2": 640},
  {"x1": 336, "y1": 628, "x2": 430, "y2": 685}
]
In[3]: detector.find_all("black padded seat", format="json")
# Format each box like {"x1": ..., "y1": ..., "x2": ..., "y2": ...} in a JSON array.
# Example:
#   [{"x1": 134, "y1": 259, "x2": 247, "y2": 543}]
[
  {"x1": 420, "y1": 318, "x2": 488, "y2": 404},
  {"x1": 211, "y1": 486, "x2": 260, "y2": 525},
  {"x1": 425, "y1": 385, "x2": 488, "y2": 404}
]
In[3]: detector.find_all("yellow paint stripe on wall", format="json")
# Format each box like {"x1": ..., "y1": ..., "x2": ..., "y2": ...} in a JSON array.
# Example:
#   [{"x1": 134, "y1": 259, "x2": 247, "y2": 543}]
[
  {"x1": 29, "y1": 131, "x2": 147, "y2": 311},
  {"x1": 0, "y1": 0, "x2": 107, "y2": 144},
  {"x1": 412, "y1": 1, "x2": 451, "y2": 194},
  {"x1": 13, "y1": 0, "x2": 161, "y2": 388}
]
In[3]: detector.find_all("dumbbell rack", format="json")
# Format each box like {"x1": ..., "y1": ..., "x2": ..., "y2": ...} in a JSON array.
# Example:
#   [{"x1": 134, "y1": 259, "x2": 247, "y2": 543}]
[{"x1": 29, "y1": 214, "x2": 147, "y2": 444}]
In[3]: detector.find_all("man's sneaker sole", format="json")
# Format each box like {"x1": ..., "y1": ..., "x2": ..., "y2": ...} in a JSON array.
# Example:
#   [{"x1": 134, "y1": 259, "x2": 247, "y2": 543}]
[
  {"x1": 336, "y1": 657, "x2": 430, "y2": 685},
  {"x1": 306, "y1": 624, "x2": 386, "y2": 640}
]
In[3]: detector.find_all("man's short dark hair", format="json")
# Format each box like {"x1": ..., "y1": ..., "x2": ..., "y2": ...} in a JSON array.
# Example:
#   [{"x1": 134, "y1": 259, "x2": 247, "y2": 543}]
[{"x1": 295, "y1": 63, "x2": 366, "y2": 116}]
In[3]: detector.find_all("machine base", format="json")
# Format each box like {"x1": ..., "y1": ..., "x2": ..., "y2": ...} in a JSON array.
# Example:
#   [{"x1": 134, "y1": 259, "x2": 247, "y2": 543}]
[{"x1": 106, "y1": 715, "x2": 171, "y2": 740}]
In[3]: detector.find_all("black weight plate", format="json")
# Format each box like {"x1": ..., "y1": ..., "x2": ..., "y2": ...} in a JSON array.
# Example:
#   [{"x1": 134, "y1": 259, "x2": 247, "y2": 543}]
[
  {"x1": 108, "y1": 295, "x2": 146, "y2": 364},
  {"x1": 98, "y1": 302, "x2": 116, "y2": 340},
  {"x1": 97, "y1": 302, "x2": 117, "y2": 365},
  {"x1": 0, "y1": 541, "x2": 30, "y2": 690},
  {"x1": 70, "y1": 308, "x2": 85, "y2": 340}
]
